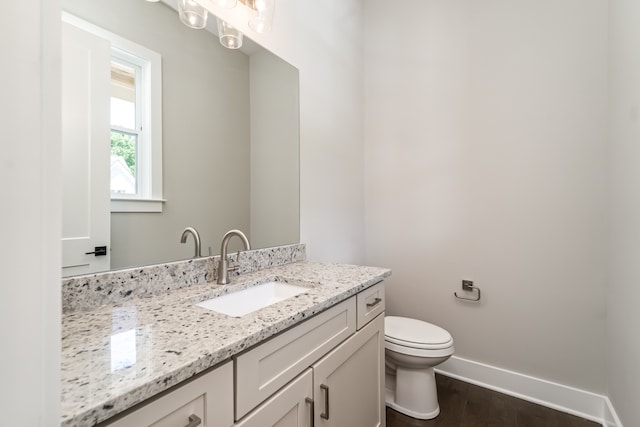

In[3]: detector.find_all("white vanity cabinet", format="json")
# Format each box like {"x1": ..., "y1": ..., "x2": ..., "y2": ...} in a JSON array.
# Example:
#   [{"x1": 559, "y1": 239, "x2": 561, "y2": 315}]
[
  {"x1": 312, "y1": 314, "x2": 385, "y2": 427},
  {"x1": 235, "y1": 282, "x2": 386, "y2": 427},
  {"x1": 104, "y1": 361, "x2": 234, "y2": 427},
  {"x1": 234, "y1": 297, "x2": 357, "y2": 419}
]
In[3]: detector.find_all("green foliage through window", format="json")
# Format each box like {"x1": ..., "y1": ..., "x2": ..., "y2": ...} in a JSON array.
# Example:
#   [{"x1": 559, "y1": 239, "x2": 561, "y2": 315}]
[{"x1": 111, "y1": 131, "x2": 137, "y2": 177}]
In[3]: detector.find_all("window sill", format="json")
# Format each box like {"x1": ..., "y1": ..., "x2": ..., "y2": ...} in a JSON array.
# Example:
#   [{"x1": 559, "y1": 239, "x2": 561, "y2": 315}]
[{"x1": 111, "y1": 197, "x2": 166, "y2": 213}]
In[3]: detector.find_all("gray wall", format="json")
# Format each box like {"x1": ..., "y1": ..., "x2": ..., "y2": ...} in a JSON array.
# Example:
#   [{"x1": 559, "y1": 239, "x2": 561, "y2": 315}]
[
  {"x1": 250, "y1": 49, "x2": 300, "y2": 250},
  {"x1": 363, "y1": 0, "x2": 608, "y2": 394},
  {"x1": 63, "y1": 0, "x2": 251, "y2": 268},
  {"x1": 608, "y1": 0, "x2": 640, "y2": 424}
]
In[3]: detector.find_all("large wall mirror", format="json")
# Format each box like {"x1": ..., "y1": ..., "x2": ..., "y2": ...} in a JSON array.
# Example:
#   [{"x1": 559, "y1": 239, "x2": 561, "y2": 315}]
[{"x1": 61, "y1": 0, "x2": 299, "y2": 277}]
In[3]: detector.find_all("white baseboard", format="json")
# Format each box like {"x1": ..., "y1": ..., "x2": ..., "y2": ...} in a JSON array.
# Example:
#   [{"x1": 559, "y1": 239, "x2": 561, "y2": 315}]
[
  {"x1": 603, "y1": 396, "x2": 624, "y2": 427},
  {"x1": 434, "y1": 356, "x2": 623, "y2": 427}
]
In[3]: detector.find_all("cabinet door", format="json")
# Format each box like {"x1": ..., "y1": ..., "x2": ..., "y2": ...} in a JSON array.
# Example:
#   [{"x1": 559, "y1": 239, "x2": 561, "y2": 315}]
[
  {"x1": 106, "y1": 361, "x2": 234, "y2": 427},
  {"x1": 312, "y1": 314, "x2": 385, "y2": 427},
  {"x1": 235, "y1": 369, "x2": 313, "y2": 427},
  {"x1": 235, "y1": 297, "x2": 356, "y2": 418}
]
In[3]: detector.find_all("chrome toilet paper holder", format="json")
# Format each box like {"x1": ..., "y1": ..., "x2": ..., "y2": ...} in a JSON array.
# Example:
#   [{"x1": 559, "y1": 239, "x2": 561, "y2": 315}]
[{"x1": 454, "y1": 280, "x2": 481, "y2": 302}]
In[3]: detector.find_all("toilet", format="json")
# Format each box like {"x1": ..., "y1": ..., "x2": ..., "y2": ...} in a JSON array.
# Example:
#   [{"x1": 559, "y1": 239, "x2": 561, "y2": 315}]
[{"x1": 384, "y1": 316, "x2": 454, "y2": 419}]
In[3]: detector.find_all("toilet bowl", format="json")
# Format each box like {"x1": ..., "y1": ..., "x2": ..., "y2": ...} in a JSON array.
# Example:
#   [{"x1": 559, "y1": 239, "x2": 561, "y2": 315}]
[{"x1": 385, "y1": 316, "x2": 454, "y2": 419}]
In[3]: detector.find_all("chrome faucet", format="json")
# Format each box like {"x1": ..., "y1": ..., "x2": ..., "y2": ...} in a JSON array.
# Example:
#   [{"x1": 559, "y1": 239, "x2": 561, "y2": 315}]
[
  {"x1": 217, "y1": 229, "x2": 251, "y2": 284},
  {"x1": 180, "y1": 227, "x2": 202, "y2": 258}
]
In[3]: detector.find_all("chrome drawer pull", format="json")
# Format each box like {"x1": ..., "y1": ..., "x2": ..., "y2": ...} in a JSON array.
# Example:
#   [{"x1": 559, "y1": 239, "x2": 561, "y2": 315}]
[
  {"x1": 185, "y1": 414, "x2": 202, "y2": 427},
  {"x1": 306, "y1": 397, "x2": 314, "y2": 427},
  {"x1": 320, "y1": 384, "x2": 330, "y2": 420},
  {"x1": 366, "y1": 297, "x2": 382, "y2": 309}
]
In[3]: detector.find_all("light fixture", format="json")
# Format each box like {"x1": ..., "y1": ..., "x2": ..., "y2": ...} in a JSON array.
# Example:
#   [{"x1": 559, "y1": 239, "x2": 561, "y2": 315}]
[
  {"x1": 216, "y1": 18, "x2": 243, "y2": 49},
  {"x1": 212, "y1": 0, "x2": 276, "y2": 48},
  {"x1": 167, "y1": 0, "x2": 276, "y2": 49},
  {"x1": 177, "y1": 0, "x2": 209, "y2": 29},
  {"x1": 247, "y1": 0, "x2": 275, "y2": 33}
]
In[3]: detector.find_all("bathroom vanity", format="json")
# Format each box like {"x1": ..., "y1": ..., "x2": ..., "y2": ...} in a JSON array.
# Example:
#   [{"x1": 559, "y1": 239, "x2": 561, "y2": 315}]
[{"x1": 60, "y1": 246, "x2": 390, "y2": 427}]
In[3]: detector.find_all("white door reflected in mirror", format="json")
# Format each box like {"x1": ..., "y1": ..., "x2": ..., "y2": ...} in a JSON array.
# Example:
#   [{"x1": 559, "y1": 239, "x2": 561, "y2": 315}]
[{"x1": 61, "y1": 21, "x2": 111, "y2": 276}]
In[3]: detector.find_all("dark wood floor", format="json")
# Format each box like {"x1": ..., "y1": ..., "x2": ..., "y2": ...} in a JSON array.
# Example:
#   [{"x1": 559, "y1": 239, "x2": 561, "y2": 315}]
[{"x1": 386, "y1": 375, "x2": 600, "y2": 427}]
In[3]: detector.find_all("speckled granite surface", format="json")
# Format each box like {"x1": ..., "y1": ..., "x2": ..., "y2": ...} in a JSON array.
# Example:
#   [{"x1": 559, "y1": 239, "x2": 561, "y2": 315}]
[
  {"x1": 61, "y1": 261, "x2": 391, "y2": 426},
  {"x1": 62, "y1": 244, "x2": 306, "y2": 313}
]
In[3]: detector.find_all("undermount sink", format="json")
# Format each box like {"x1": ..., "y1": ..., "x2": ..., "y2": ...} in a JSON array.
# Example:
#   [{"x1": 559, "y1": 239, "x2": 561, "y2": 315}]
[{"x1": 196, "y1": 281, "x2": 309, "y2": 317}]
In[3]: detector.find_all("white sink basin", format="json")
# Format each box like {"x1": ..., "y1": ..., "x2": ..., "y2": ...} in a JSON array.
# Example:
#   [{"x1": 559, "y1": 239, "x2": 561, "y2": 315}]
[{"x1": 196, "y1": 281, "x2": 309, "y2": 317}]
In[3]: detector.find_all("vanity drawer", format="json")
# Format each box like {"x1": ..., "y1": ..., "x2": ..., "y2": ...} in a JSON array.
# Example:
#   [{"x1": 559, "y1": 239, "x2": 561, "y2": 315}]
[
  {"x1": 106, "y1": 361, "x2": 233, "y2": 427},
  {"x1": 356, "y1": 281, "x2": 385, "y2": 329},
  {"x1": 235, "y1": 297, "x2": 356, "y2": 419}
]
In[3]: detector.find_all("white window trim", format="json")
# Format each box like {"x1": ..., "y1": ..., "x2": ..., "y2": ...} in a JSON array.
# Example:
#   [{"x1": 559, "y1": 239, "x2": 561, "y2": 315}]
[{"x1": 62, "y1": 11, "x2": 164, "y2": 213}]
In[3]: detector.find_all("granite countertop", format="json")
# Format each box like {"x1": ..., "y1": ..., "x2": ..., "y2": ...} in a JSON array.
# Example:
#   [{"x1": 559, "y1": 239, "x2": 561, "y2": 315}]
[{"x1": 61, "y1": 261, "x2": 391, "y2": 426}]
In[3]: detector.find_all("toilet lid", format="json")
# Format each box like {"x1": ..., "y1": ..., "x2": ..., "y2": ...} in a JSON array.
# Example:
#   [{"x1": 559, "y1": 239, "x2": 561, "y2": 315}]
[{"x1": 385, "y1": 316, "x2": 453, "y2": 350}]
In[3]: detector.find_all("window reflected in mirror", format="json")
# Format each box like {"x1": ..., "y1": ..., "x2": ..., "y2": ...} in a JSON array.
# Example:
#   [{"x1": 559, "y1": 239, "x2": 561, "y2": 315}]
[{"x1": 110, "y1": 60, "x2": 139, "y2": 195}]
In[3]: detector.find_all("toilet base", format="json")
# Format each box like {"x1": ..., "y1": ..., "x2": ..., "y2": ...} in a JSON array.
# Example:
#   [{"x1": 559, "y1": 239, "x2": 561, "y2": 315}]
[
  {"x1": 385, "y1": 366, "x2": 440, "y2": 420},
  {"x1": 386, "y1": 389, "x2": 440, "y2": 419}
]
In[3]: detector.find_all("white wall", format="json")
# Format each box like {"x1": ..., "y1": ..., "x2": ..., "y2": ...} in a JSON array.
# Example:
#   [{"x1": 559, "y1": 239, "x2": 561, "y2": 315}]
[
  {"x1": 364, "y1": 0, "x2": 609, "y2": 393},
  {"x1": 0, "y1": 0, "x2": 61, "y2": 424},
  {"x1": 296, "y1": 1, "x2": 365, "y2": 263},
  {"x1": 608, "y1": 0, "x2": 640, "y2": 424}
]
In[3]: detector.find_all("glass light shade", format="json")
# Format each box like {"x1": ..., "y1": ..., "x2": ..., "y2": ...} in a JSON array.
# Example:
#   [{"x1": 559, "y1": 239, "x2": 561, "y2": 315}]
[
  {"x1": 178, "y1": 0, "x2": 208, "y2": 29},
  {"x1": 248, "y1": 0, "x2": 275, "y2": 33},
  {"x1": 252, "y1": 0, "x2": 273, "y2": 11},
  {"x1": 217, "y1": 18, "x2": 243, "y2": 49},
  {"x1": 213, "y1": 0, "x2": 238, "y2": 8}
]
